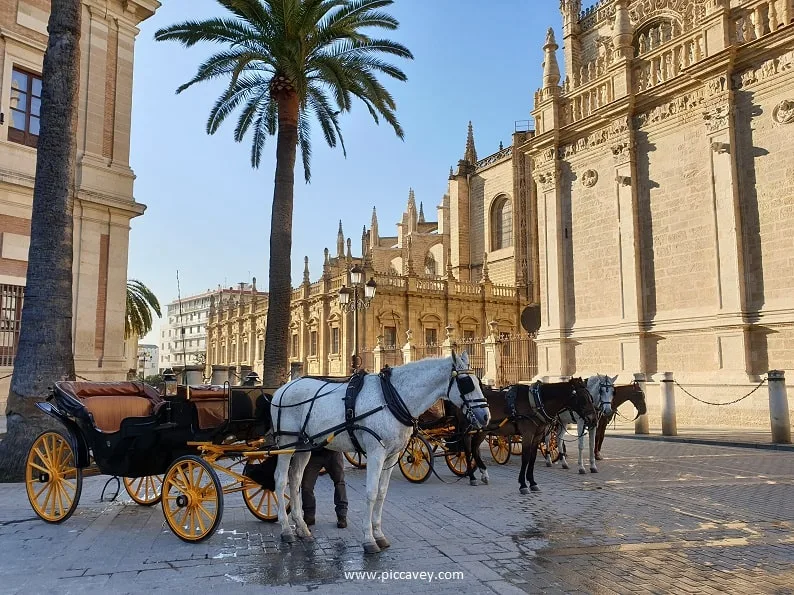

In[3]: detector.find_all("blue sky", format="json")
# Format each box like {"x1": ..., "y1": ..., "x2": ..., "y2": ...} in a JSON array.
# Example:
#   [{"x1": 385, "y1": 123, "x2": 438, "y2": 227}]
[{"x1": 128, "y1": 0, "x2": 563, "y2": 343}]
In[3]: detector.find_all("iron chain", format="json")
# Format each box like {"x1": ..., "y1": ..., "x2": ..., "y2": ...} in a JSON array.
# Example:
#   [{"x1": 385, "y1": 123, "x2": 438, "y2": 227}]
[{"x1": 673, "y1": 377, "x2": 767, "y2": 407}]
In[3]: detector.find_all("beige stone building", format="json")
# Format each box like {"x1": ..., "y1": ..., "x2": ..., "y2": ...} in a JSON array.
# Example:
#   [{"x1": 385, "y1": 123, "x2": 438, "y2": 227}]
[
  {"x1": 0, "y1": 0, "x2": 160, "y2": 410},
  {"x1": 206, "y1": 147, "x2": 537, "y2": 383},
  {"x1": 526, "y1": 0, "x2": 793, "y2": 427}
]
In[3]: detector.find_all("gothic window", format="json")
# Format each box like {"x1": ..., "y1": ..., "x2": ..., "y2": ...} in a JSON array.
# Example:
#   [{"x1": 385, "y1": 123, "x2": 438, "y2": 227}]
[
  {"x1": 424, "y1": 253, "x2": 436, "y2": 277},
  {"x1": 491, "y1": 196, "x2": 513, "y2": 250},
  {"x1": 309, "y1": 331, "x2": 318, "y2": 357},
  {"x1": 331, "y1": 327, "x2": 340, "y2": 354}
]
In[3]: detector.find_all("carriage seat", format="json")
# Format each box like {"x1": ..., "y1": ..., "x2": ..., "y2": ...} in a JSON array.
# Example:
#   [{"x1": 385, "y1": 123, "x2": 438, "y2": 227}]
[
  {"x1": 55, "y1": 381, "x2": 164, "y2": 434},
  {"x1": 176, "y1": 385, "x2": 228, "y2": 430},
  {"x1": 418, "y1": 399, "x2": 445, "y2": 425}
]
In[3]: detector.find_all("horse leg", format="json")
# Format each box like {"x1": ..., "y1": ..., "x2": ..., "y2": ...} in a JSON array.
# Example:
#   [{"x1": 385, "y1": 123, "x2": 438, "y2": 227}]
[
  {"x1": 371, "y1": 451, "x2": 399, "y2": 550},
  {"x1": 527, "y1": 437, "x2": 540, "y2": 492},
  {"x1": 577, "y1": 420, "x2": 587, "y2": 474},
  {"x1": 275, "y1": 454, "x2": 296, "y2": 542},
  {"x1": 287, "y1": 451, "x2": 313, "y2": 539},
  {"x1": 475, "y1": 433, "x2": 489, "y2": 485},
  {"x1": 544, "y1": 431, "x2": 553, "y2": 467},
  {"x1": 588, "y1": 426, "x2": 598, "y2": 473},
  {"x1": 559, "y1": 425, "x2": 569, "y2": 470},
  {"x1": 519, "y1": 434, "x2": 531, "y2": 494},
  {"x1": 594, "y1": 418, "x2": 606, "y2": 460},
  {"x1": 362, "y1": 448, "x2": 386, "y2": 554},
  {"x1": 465, "y1": 434, "x2": 478, "y2": 486}
]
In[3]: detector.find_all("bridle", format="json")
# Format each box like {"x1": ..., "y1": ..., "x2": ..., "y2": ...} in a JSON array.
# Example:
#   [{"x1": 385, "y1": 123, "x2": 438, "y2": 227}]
[
  {"x1": 569, "y1": 379, "x2": 598, "y2": 426},
  {"x1": 447, "y1": 357, "x2": 488, "y2": 429},
  {"x1": 593, "y1": 376, "x2": 615, "y2": 416}
]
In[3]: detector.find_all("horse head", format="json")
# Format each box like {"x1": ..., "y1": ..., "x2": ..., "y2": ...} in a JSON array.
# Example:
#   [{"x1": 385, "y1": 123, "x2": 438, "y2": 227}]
[
  {"x1": 568, "y1": 377, "x2": 598, "y2": 427},
  {"x1": 448, "y1": 350, "x2": 491, "y2": 429},
  {"x1": 630, "y1": 381, "x2": 648, "y2": 416},
  {"x1": 586, "y1": 374, "x2": 618, "y2": 418}
]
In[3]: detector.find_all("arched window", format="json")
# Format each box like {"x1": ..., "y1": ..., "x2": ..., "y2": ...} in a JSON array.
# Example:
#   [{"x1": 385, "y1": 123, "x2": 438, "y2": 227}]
[
  {"x1": 424, "y1": 253, "x2": 436, "y2": 277},
  {"x1": 491, "y1": 196, "x2": 513, "y2": 250}
]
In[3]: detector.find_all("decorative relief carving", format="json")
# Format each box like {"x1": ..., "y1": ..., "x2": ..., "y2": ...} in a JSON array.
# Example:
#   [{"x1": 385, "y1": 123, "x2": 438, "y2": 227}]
[
  {"x1": 627, "y1": 0, "x2": 706, "y2": 33},
  {"x1": 581, "y1": 169, "x2": 599, "y2": 187},
  {"x1": 772, "y1": 100, "x2": 794, "y2": 125},
  {"x1": 530, "y1": 147, "x2": 556, "y2": 169},
  {"x1": 734, "y1": 49, "x2": 794, "y2": 90},
  {"x1": 636, "y1": 89, "x2": 706, "y2": 127},
  {"x1": 561, "y1": 117, "x2": 630, "y2": 159},
  {"x1": 611, "y1": 140, "x2": 631, "y2": 162},
  {"x1": 534, "y1": 170, "x2": 557, "y2": 192},
  {"x1": 703, "y1": 104, "x2": 730, "y2": 132}
]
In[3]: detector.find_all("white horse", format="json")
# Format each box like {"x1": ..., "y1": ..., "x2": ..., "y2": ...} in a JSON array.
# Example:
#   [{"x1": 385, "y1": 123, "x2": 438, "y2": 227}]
[
  {"x1": 269, "y1": 352, "x2": 490, "y2": 554},
  {"x1": 544, "y1": 374, "x2": 616, "y2": 474}
]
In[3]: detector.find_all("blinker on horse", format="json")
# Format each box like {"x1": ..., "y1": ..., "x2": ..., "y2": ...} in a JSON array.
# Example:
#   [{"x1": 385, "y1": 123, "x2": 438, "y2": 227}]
[{"x1": 269, "y1": 351, "x2": 489, "y2": 554}]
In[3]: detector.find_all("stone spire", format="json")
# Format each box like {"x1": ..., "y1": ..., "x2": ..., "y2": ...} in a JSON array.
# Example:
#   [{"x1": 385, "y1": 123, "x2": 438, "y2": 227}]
[
  {"x1": 612, "y1": 0, "x2": 633, "y2": 58},
  {"x1": 480, "y1": 252, "x2": 491, "y2": 284},
  {"x1": 464, "y1": 121, "x2": 477, "y2": 163},
  {"x1": 405, "y1": 235, "x2": 414, "y2": 275},
  {"x1": 336, "y1": 220, "x2": 344, "y2": 257},
  {"x1": 323, "y1": 247, "x2": 330, "y2": 275},
  {"x1": 370, "y1": 206, "x2": 379, "y2": 249},
  {"x1": 449, "y1": 166, "x2": 454, "y2": 180},
  {"x1": 361, "y1": 225, "x2": 368, "y2": 257},
  {"x1": 303, "y1": 256, "x2": 310, "y2": 285},
  {"x1": 418, "y1": 201, "x2": 425, "y2": 223},
  {"x1": 542, "y1": 28, "x2": 561, "y2": 90},
  {"x1": 346, "y1": 237, "x2": 352, "y2": 261},
  {"x1": 407, "y1": 188, "x2": 417, "y2": 232}
]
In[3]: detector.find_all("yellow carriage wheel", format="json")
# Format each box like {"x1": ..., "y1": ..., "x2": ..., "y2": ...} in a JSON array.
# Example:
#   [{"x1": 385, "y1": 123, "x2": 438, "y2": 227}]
[
  {"x1": 242, "y1": 484, "x2": 290, "y2": 522},
  {"x1": 489, "y1": 435, "x2": 511, "y2": 465},
  {"x1": 25, "y1": 430, "x2": 83, "y2": 523},
  {"x1": 123, "y1": 475, "x2": 163, "y2": 506},
  {"x1": 399, "y1": 435, "x2": 433, "y2": 483},
  {"x1": 343, "y1": 451, "x2": 367, "y2": 469},
  {"x1": 162, "y1": 455, "x2": 223, "y2": 543},
  {"x1": 444, "y1": 449, "x2": 471, "y2": 477}
]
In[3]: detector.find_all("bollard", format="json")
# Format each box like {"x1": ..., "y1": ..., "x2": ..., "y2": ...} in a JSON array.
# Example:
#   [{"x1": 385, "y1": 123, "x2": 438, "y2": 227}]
[
  {"x1": 768, "y1": 370, "x2": 791, "y2": 444},
  {"x1": 184, "y1": 365, "x2": 204, "y2": 385},
  {"x1": 660, "y1": 371, "x2": 677, "y2": 436},
  {"x1": 633, "y1": 372, "x2": 649, "y2": 435},
  {"x1": 211, "y1": 365, "x2": 229, "y2": 385}
]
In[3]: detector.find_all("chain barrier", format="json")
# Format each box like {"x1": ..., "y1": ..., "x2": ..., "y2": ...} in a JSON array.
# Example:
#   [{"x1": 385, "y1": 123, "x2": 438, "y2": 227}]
[
  {"x1": 0, "y1": 373, "x2": 13, "y2": 381},
  {"x1": 673, "y1": 377, "x2": 767, "y2": 406}
]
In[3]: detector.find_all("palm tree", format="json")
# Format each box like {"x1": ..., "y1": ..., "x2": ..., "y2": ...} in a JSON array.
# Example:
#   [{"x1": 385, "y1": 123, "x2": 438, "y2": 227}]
[
  {"x1": 0, "y1": 0, "x2": 82, "y2": 481},
  {"x1": 126, "y1": 280, "x2": 162, "y2": 339},
  {"x1": 155, "y1": 0, "x2": 412, "y2": 386}
]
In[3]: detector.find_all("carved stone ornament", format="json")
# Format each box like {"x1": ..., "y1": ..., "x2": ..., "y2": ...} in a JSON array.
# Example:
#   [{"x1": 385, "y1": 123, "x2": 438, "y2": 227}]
[
  {"x1": 534, "y1": 170, "x2": 557, "y2": 191},
  {"x1": 772, "y1": 100, "x2": 794, "y2": 125},
  {"x1": 581, "y1": 169, "x2": 599, "y2": 187},
  {"x1": 702, "y1": 104, "x2": 730, "y2": 133}
]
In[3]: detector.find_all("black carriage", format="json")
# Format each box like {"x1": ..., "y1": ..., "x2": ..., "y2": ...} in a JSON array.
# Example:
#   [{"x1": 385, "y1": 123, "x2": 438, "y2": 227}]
[{"x1": 25, "y1": 380, "x2": 287, "y2": 543}]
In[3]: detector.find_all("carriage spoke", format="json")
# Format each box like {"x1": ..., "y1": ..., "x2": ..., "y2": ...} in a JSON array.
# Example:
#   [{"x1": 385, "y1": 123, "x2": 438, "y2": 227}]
[{"x1": 29, "y1": 461, "x2": 49, "y2": 475}]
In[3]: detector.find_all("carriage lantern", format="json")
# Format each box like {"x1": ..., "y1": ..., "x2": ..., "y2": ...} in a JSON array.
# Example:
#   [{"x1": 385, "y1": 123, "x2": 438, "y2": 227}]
[{"x1": 163, "y1": 368, "x2": 178, "y2": 397}]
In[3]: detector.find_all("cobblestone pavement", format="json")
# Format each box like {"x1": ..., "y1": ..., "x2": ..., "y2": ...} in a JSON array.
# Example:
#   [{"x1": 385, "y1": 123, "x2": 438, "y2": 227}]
[{"x1": 1, "y1": 438, "x2": 793, "y2": 594}]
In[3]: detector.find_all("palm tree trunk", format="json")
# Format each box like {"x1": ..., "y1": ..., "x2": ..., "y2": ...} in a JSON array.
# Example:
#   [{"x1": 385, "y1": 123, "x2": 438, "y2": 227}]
[
  {"x1": 0, "y1": 1, "x2": 81, "y2": 481},
  {"x1": 262, "y1": 92, "x2": 300, "y2": 387}
]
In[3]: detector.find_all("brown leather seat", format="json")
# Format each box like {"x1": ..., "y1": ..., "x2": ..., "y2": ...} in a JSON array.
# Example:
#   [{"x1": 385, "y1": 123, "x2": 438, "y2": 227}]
[
  {"x1": 55, "y1": 381, "x2": 164, "y2": 434},
  {"x1": 176, "y1": 385, "x2": 228, "y2": 430}
]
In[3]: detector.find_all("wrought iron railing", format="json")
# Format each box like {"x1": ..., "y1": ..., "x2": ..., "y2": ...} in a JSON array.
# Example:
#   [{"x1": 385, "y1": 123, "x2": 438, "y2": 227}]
[
  {"x1": 498, "y1": 333, "x2": 538, "y2": 387},
  {"x1": 0, "y1": 284, "x2": 24, "y2": 367}
]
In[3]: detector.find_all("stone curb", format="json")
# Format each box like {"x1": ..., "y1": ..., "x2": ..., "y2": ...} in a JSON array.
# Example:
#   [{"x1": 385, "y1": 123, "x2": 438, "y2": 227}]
[{"x1": 610, "y1": 432, "x2": 794, "y2": 452}]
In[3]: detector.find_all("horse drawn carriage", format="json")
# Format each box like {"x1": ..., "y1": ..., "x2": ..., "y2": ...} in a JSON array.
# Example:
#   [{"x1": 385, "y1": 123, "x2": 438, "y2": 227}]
[{"x1": 25, "y1": 379, "x2": 292, "y2": 543}]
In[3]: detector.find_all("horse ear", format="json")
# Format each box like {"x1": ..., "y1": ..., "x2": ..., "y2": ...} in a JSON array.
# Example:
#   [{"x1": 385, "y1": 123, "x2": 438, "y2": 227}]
[{"x1": 612, "y1": 374, "x2": 619, "y2": 383}]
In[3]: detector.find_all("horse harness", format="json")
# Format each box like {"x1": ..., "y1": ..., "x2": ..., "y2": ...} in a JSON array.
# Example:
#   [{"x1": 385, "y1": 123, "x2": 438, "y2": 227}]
[
  {"x1": 273, "y1": 363, "x2": 484, "y2": 455},
  {"x1": 504, "y1": 382, "x2": 556, "y2": 430}
]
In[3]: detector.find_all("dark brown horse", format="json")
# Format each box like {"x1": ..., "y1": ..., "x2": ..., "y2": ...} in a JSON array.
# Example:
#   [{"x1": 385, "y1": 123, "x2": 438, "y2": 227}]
[
  {"x1": 459, "y1": 379, "x2": 598, "y2": 494},
  {"x1": 593, "y1": 382, "x2": 648, "y2": 459}
]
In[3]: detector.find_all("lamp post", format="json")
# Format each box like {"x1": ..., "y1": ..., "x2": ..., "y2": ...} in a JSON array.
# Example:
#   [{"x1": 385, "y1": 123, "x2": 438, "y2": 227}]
[{"x1": 338, "y1": 264, "x2": 377, "y2": 372}]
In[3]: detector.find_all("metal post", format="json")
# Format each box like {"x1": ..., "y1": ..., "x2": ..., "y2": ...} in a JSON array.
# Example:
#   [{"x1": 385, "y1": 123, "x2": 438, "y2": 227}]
[
  {"x1": 633, "y1": 372, "x2": 649, "y2": 434},
  {"x1": 660, "y1": 371, "x2": 677, "y2": 436},
  {"x1": 351, "y1": 284, "x2": 360, "y2": 372},
  {"x1": 768, "y1": 370, "x2": 791, "y2": 444}
]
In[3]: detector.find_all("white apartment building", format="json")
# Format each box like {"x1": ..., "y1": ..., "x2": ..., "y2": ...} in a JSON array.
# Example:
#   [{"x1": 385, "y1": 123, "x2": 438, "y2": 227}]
[
  {"x1": 158, "y1": 290, "x2": 214, "y2": 371},
  {"x1": 136, "y1": 343, "x2": 158, "y2": 379}
]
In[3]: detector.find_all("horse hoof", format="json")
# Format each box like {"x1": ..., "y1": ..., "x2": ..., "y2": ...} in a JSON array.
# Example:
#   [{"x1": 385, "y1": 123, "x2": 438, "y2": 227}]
[
  {"x1": 520, "y1": 487, "x2": 530, "y2": 495},
  {"x1": 470, "y1": 478, "x2": 479, "y2": 486},
  {"x1": 530, "y1": 485, "x2": 540, "y2": 492},
  {"x1": 281, "y1": 533, "x2": 296, "y2": 543},
  {"x1": 363, "y1": 543, "x2": 382, "y2": 555},
  {"x1": 578, "y1": 469, "x2": 586, "y2": 475},
  {"x1": 595, "y1": 453, "x2": 603, "y2": 461},
  {"x1": 545, "y1": 461, "x2": 552, "y2": 467},
  {"x1": 375, "y1": 537, "x2": 391, "y2": 549},
  {"x1": 562, "y1": 463, "x2": 569, "y2": 470},
  {"x1": 481, "y1": 476, "x2": 489, "y2": 485},
  {"x1": 590, "y1": 468, "x2": 598, "y2": 473}
]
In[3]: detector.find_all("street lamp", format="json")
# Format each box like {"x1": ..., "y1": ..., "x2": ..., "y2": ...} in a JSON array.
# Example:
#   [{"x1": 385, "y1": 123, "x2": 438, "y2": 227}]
[
  {"x1": 162, "y1": 368, "x2": 178, "y2": 397},
  {"x1": 338, "y1": 266, "x2": 377, "y2": 372}
]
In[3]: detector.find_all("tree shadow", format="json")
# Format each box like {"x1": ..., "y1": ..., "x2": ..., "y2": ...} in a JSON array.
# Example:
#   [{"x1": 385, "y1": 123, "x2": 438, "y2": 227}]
[{"x1": 634, "y1": 130, "x2": 658, "y2": 322}]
